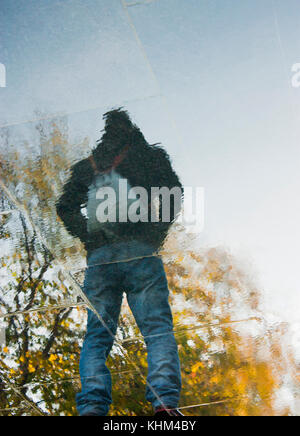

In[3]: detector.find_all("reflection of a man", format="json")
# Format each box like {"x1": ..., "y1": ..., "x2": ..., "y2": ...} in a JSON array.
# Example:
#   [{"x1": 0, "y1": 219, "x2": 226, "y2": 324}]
[{"x1": 56, "y1": 109, "x2": 183, "y2": 416}]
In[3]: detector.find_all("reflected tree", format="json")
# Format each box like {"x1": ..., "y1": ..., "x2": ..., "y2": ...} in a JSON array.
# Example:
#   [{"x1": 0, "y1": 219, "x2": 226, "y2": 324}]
[{"x1": 0, "y1": 120, "x2": 298, "y2": 416}]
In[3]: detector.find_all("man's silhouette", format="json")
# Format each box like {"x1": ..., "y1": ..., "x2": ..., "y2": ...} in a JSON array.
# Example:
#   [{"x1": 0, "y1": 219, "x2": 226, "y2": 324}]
[{"x1": 56, "y1": 109, "x2": 183, "y2": 416}]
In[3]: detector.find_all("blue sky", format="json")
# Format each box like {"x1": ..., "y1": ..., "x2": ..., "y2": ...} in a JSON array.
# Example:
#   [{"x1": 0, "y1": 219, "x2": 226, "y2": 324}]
[{"x1": 1, "y1": 0, "x2": 300, "y2": 324}]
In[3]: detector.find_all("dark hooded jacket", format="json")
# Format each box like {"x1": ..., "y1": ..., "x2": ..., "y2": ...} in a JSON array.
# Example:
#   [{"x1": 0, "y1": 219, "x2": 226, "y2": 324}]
[{"x1": 56, "y1": 109, "x2": 183, "y2": 255}]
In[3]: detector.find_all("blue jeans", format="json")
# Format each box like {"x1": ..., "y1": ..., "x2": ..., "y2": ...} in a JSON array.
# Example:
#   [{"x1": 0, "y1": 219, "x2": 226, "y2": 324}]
[{"x1": 76, "y1": 241, "x2": 181, "y2": 416}]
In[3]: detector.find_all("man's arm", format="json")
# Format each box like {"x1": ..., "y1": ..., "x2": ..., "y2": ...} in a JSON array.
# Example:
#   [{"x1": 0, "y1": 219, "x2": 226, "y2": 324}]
[
  {"x1": 56, "y1": 160, "x2": 90, "y2": 243},
  {"x1": 150, "y1": 147, "x2": 184, "y2": 237}
]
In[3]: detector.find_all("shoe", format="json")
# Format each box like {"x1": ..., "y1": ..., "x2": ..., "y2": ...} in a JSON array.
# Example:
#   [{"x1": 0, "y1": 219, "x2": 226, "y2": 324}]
[
  {"x1": 81, "y1": 412, "x2": 99, "y2": 416},
  {"x1": 155, "y1": 406, "x2": 184, "y2": 416}
]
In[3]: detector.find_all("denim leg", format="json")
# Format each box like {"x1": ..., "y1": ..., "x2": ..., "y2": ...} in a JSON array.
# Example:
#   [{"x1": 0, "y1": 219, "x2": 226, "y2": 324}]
[
  {"x1": 76, "y1": 264, "x2": 123, "y2": 416},
  {"x1": 123, "y1": 256, "x2": 181, "y2": 409}
]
